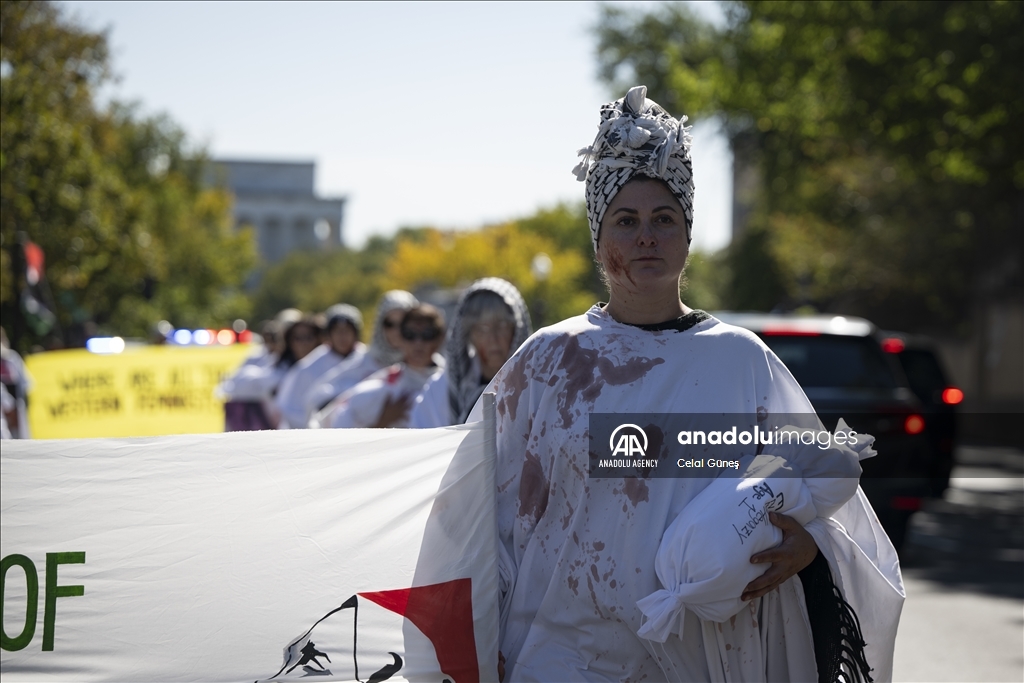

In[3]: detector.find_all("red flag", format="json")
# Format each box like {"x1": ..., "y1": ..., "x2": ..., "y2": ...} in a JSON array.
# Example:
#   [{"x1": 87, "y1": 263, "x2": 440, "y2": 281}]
[
  {"x1": 24, "y1": 240, "x2": 45, "y2": 286},
  {"x1": 360, "y1": 578, "x2": 478, "y2": 683}
]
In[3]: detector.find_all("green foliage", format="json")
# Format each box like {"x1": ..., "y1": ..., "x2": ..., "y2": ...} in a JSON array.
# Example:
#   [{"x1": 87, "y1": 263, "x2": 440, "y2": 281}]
[
  {"x1": 515, "y1": 201, "x2": 604, "y2": 300},
  {"x1": 681, "y1": 249, "x2": 729, "y2": 312},
  {"x1": 0, "y1": 1, "x2": 255, "y2": 352},
  {"x1": 251, "y1": 202, "x2": 608, "y2": 333},
  {"x1": 386, "y1": 220, "x2": 594, "y2": 327},
  {"x1": 249, "y1": 245, "x2": 392, "y2": 333},
  {"x1": 597, "y1": 0, "x2": 1023, "y2": 332}
]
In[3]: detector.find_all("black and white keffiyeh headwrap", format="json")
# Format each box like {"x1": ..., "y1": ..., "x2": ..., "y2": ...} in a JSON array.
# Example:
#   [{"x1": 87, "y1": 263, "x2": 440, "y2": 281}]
[
  {"x1": 573, "y1": 85, "x2": 695, "y2": 249},
  {"x1": 447, "y1": 278, "x2": 533, "y2": 424},
  {"x1": 368, "y1": 290, "x2": 419, "y2": 367}
]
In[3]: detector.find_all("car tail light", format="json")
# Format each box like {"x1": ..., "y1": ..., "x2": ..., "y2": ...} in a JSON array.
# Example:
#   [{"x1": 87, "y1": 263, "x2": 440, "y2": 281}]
[
  {"x1": 880, "y1": 337, "x2": 906, "y2": 353},
  {"x1": 941, "y1": 387, "x2": 964, "y2": 405},
  {"x1": 761, "y1": 329, "x2": 821, "y2": 336},
  {"x1": 904, "y1": 414, "x2": 925, "y2": 434},
  {"x1": 891, "y1": 496, "x2": 922, "y2": 511},
  {"x1": 238, "y1": 330, "x2": 253, "y2": 343}
]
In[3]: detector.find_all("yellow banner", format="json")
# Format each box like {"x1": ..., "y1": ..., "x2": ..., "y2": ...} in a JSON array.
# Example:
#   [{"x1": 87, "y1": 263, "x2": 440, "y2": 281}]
[{"x1": 26, "y1": 344, "x2": 254, "y2": 438}]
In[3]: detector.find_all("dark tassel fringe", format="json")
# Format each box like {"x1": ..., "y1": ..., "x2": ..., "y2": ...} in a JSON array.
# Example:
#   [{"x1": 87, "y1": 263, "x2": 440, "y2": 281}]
[{"x1": 798, "y1": 551, "x2": 874, "y2": 683}]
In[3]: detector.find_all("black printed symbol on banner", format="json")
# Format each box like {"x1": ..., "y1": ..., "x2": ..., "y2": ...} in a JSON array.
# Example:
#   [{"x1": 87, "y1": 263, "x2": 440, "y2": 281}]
[
  {"x1": 264, "y1": 595, "x2": 359, "y2": 681},
  {"x1": 285, "y1": 640, "x2": 331, "y2": 676},
  {"x1": 368, "y1": 653, "x2": 403, "y2": 683},
  {"x1": 258, "y1": 579, "x2": 476, "y2": 683}
]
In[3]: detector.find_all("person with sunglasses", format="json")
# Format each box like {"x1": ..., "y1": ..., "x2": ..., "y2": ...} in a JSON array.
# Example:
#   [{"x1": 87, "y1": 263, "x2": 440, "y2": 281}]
[
  {"x1": 313, "y1": 304, "x2": 445, "y2": 429},
  {"x1": 273, "y1": 304, "x2": 365, "y2": 429},
  {"x1": 304, "y1": 290, "x2": 419, "y2": 420},
  {"x1": 409, "y1": 278, "x2": 532, "y2": 428}
]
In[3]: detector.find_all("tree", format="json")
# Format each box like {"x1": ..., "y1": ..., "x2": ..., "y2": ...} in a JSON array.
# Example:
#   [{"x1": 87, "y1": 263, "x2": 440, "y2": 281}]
[
  {"x1": 0, "y1": 1, "x2": 255, "y2": 352},
  {"x1": 385, "y1": 221, "x2": 594, "y2": 328},
  {"x1": 251, "y1": 205, "x2": 616, "y2": 332},
  {"x1": 597, "y1": 0, "x2": 1023, "y2": 333},
  {"x1": 249, "y1": 240, "x2": 394, "y2": 329}
]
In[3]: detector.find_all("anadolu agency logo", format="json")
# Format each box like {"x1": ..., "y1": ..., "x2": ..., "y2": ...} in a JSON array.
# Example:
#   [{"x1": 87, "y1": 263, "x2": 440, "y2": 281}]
[
  {"x1": 597, "y1": 423, "x2": 661, "y2": 473},
  {"x1": 609, "y1": 424, "x2": 648, "y2": 458}
]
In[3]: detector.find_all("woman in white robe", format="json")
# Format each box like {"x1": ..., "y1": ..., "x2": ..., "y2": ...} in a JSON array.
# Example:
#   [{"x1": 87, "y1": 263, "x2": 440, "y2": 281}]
[
  {"x1": 274, "y1": 304, "x2": 365, "y2": 429},
  {"x1": 304, "y1": 291, "x2": 418, "y2": 420},
  {"x1": 317, "y1": 304, "x2": 445, "y2": 429},
  {"x1": 469, "y1": 86, "x2": 903, "y2": 682},
  {"x1": 409, "y1": 278, "x2": 532, "y2": 428}
]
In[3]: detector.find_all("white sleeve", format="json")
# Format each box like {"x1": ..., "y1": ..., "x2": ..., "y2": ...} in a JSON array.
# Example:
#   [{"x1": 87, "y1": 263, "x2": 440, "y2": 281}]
[
  {"x1": 216, "y1": 363, "x2": 284, "y2": 401},
  {"x1": 305, "y1": 353, "x2": 377, "y2": 416},
  {"x1": 806, "y1": 489, "x2": 905, "y2": 682},
  {"x1": 759, "y1": 337, "x2": 904, "y2": 680},
  {"x1": 0, "y1": 384, "x2": 13, "y2": 440},
  {"x1": 408, "y1": 372, "x2": 452, "y2": 429},
  {"x1": 327, "y1": 380, "x2": 388, "y2": 429}
]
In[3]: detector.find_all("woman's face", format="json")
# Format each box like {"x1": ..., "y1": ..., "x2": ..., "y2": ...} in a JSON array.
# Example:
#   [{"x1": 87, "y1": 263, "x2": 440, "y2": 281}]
[
  {"x1": 595, "y1": 178, "x2": 689, "y2": 298},
  {"x1": 469, "y1": 313, "x2": 515, "y2": 382},
  {"x1": 328, "y1": 321, "x2": 357, "y2": 357},
  {"x1": 382, "y1": 310, "x2": 406, "y2": 349},
  {"x1": 288, "y1": 323, "x2": 320, "y2": 362},
  {"x1": 398, "y1": 319, "x2": 443, "y2": 370}
]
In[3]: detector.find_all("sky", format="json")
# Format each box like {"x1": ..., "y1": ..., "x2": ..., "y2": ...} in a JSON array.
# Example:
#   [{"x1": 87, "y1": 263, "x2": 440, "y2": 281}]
[{"x1": 62, "y1": 1, "x2": 732, "y2": 252}]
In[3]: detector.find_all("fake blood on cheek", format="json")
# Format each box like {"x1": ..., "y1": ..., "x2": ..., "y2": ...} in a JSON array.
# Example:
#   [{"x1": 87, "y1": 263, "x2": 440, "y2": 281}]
[{"x1": 602, "y1": 246, "x2": 635, "y2": 286}]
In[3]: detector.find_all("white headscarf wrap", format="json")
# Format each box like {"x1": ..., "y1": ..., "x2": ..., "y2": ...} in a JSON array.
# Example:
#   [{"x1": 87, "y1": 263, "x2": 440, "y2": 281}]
[
  {"x1": 325, "y1": 303, "x2": 363, "y2": 337},
  {"x1": 573, "y1": 85, "x2": 694, "y2": 249},
  {"x1": 368, "y1": 290, "x2": 418, "y2": 367},
  {"x1": 447, "y1": 278, "x2": 532, "y2": 424}
]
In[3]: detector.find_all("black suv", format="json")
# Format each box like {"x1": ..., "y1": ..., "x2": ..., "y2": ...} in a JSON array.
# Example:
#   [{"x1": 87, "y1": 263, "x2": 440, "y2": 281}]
[
  {"x1": 878, "y1": 332, "x2": 962, "y2": 497},
  {"x1": 714, "y1": 312, "x2": 936, "y2": 550}
]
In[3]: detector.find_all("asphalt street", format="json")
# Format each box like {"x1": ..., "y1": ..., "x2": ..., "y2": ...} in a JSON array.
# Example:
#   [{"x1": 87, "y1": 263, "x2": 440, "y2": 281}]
[{"x1": 892, "y1": 445, "x2": 1024, "y2": 682}]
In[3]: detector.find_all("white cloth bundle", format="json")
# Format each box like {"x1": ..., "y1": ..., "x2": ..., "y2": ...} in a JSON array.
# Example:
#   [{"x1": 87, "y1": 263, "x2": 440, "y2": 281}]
[{"x1": 637, "y1": 419, "x2": 875, "y2": 643}]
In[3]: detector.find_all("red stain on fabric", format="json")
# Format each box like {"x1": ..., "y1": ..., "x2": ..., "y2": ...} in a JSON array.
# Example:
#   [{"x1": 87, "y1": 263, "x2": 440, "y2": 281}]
[
  {"x1": 518, "y1": 451, "x2": 548, "y2": 520},
  {"x1": 556, "y1": 334, "x2": 664, "y2": 428},
  {"x1": 500, "y1": 361, "x2": 530, "y2": 422},
  {"x1": 623, "y1": 478, "x2": 649, "y2": 506}
]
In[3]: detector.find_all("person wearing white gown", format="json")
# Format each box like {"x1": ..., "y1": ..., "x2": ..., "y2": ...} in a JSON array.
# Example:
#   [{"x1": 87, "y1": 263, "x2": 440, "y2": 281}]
[
  {"x1": 468, "y1": 86, "x2": 903, "y2": 682},
  {"x1": 216, "y1": 309, "x2": 300, "y2": 431},
  {"x1": 409, "y1": 278, "x2": 532, "y2": 428},
  {"x1": 274, "y1": 304, "x2": 364, "y2": 429},
  {"x1": 304, "y1": 291, "x2": 418, "y2": 420},
  {"x1": 315, "y1": 304, "x2": 445, "y2": 429}
]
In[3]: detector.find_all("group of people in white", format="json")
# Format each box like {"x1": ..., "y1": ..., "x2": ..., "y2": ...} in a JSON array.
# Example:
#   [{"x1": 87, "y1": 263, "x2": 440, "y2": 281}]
[{"x1": 215, "y1": 278, "x2": 532, "y2": 432}]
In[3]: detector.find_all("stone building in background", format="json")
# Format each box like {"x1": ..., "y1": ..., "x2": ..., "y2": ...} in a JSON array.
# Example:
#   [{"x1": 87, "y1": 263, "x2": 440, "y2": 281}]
[{"x1": 208, "y1": 159, "x2": 345, "y2": 263}]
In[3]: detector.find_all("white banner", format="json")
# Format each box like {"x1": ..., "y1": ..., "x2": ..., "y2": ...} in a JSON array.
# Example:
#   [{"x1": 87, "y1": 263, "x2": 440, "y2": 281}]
[{"x1": 1, "y1": 422, "x2": 499, "y2": 682}]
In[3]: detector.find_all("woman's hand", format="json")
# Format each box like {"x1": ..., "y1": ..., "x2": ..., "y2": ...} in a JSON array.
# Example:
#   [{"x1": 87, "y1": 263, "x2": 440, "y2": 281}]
[
  {"x1": 372, "y1": 393, "x2": 412, "y2": 428},
  {"x1": 741, "y1": 511, "x2": 818, "y2": 601}
]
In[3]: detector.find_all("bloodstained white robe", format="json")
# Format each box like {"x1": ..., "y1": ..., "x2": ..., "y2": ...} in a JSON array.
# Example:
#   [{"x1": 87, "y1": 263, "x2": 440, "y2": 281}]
[{"x1": 469, "y1": 306, "x2": 903, "y2": 682}]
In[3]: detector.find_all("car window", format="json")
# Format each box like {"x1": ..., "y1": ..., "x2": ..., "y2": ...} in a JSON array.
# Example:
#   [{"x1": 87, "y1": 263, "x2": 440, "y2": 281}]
[
  {"x1": 758, "y1": 334, "x2": 898, "y2": 389},
  {"x1": 897, "y1": 349, "x2": 948, "y2": 398}
]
